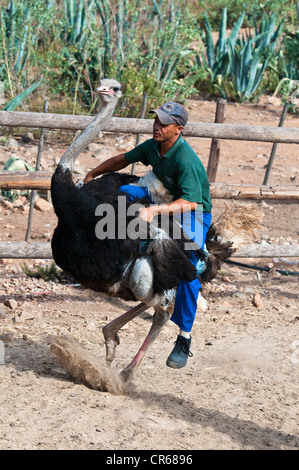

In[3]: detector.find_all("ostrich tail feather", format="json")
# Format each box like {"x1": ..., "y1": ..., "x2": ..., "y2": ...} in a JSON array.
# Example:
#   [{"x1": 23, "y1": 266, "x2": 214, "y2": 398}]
[{"x1": 213, "y1": 203, "x2": 263, "y2": 249}]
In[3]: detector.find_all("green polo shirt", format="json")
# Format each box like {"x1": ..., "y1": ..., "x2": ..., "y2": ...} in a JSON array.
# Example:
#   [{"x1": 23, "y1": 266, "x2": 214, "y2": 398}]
[{"x1": 124, "y1": 135, "x2": 212, "y2": 212}]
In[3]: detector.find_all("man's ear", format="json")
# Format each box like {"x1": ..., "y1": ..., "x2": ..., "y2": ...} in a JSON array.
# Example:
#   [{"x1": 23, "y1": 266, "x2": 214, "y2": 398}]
[{"x1": 176, "y1": 125, "x2": 184, "y2": 134}]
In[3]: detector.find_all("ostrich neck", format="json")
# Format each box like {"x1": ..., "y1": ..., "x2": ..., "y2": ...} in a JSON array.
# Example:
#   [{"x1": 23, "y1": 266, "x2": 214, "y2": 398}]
[{"x1": 58, "y1": 100, "x2": 117, "y2": 171}]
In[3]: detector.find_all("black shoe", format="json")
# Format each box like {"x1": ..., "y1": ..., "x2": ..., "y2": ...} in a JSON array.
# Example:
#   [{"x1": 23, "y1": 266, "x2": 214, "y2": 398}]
[{"x1": 166, "y1": 335, "x2": 193, "y2": 369}]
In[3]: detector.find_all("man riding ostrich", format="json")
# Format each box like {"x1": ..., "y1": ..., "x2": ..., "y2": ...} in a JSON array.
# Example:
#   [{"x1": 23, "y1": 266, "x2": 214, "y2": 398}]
[{"x1": 51, "y1": 79, "x2": 261, "y2": 384}]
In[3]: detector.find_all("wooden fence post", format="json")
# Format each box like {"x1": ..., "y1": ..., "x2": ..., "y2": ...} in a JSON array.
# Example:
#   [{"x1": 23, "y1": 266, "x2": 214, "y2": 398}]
[
  {"x1": 131, "y1": 93, "x2": 147, "y2": 175},
  {"x1": 263, "y1": 102, "x2": 289, "y2": 185},
  {"x1": 207, "y1": 98, "x2": 226, "y2": 182},
  {"x1": 25, "y1": 99, "x2": 48, "y2": 241}
]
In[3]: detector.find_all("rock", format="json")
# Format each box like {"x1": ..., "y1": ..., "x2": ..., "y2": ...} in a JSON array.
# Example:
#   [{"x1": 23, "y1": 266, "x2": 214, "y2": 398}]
[
  {"x1": 1, "y1": 199, "x2": 14, "y2": 210},
  {"x1": 4, "y1": 223, "x2": 15, "y2": 229},
  {"x1": 233, "y1": 291, "x2": 247, "y2": 299},
  {"x1": 10, "y1": 266, "x2": 19, "y2": 274},
  {"x1": 92, "y1": 146, "x2": 114, "y2": 161},
  {"x1": 4, "y1": 299, "x2": 17, "y2": 310},
  {"x1": 252, "y1": 293, "x2": 264, "y2": 309},
  {"x1": 18, "y1": 311, "x2": 35, "y2": 322},
  {"x1": 88, "y1": 143, "x2": 99, "y2": 152},
  {"x1": 0, "y1": 305, "x2": 8, "y2": 319},
  {"x1": 5, "y1": 137, "x2": 19, "y2": 150},
  {"x1": 73, "y1": 163, "x2": 85, "y2": 176},
  {"x1": 42, "y1": 232, "x2": 51, "y2": 239},
  {"x1": 0, "y1": 333, "x2": 14, "y2": 343},
  {"x1": 12, "y1": 197, "x2": 25, "y2": 208},
  {"x1": 85, "y1": 320, "x2": 96, "y2": 330},
  {"x1": 34, "y1": 197, "x2": 52, "y2": 212},
  {"x1": 22, "y1": 132, "x2": 34, "y2": 143},
  {"x1": 282, "y1": 312, "x2": 299, "y2": 323},
  {"x1": 0, "y1": 153, "x2": 8, "y2": 164},
  {"x1": 219, "y1": 300, "x2": 230, "y2": 307},
  {"x1": 0, "y1": 340, "x2": 5, "y2": 365},
  {"x1": 21, "y1": 204, "x2": 30, "y2": 213},
  {"x1": 267, "y1": 96, "x2": 281, "y2": 106}
]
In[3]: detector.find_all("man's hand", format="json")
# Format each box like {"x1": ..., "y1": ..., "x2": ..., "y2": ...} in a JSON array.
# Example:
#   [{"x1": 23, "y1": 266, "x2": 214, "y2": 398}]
[
  {"x1": 83, "y1": 154, "x2": 129, "y2": 184},
  {"x1": 138, "y1": 206, "x2": 155, "y2": 223},
  {"x1": 83, "y1": 172, "x2": 94, "y2": 184}
]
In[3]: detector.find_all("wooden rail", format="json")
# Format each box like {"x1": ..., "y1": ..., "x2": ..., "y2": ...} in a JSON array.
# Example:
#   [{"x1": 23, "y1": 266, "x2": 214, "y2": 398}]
[
  {"x1": 0, "y1": 171, "x2": 52, "y2": 190},
  {"x1": 0, "y1": 171, "x2": 298, "y2": 200},
  {"x1": 1, "y1": 110, "x2": 299, "y2": 143},
  {"x1": 0, "y1": 241, "x2": 298, "y2": 259}
]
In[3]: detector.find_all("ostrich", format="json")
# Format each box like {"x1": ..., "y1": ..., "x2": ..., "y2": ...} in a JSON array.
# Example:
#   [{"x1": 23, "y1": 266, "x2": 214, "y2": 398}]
[{"x1": 50, "y1": 78, "x2": 262, "y2": 386}]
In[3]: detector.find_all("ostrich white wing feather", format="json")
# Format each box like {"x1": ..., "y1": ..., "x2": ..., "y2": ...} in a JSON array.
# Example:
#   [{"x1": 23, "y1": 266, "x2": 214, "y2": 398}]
[{"x1": 137, "y1": 170, "x2": 174, "y2": 204}]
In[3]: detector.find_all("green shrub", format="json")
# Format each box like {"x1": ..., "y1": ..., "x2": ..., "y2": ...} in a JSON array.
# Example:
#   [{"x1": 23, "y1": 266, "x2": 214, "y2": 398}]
[
  {"x1": 195, "y1": 8, "x2": 283, "y2": 101},
  {"x1": 21, "y1": 261, "x2": 69, "y2": 283},
  {"x1": 0, "y1": 1, "x2": 297, "y2": 112}
]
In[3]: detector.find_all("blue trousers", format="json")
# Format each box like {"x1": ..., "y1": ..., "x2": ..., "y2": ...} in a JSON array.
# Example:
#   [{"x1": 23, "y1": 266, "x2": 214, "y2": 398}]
[{"x1": 120, "y1": 184, "x2": 212, "y2": 332}]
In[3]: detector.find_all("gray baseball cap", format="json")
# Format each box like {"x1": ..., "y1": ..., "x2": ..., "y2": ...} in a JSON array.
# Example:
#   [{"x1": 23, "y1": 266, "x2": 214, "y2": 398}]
[{"x1": 149, "y1": 102, "x2": 188, "y2": 127}]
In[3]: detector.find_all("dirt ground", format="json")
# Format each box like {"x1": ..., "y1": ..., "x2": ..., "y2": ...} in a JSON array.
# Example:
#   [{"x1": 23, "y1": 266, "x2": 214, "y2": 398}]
[{"x1": 0, "y1": 97, "x2": 298, "y2": 451}]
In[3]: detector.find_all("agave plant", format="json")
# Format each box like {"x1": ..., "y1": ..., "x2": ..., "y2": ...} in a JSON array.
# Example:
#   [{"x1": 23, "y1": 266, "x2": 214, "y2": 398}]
[
  {"x1": 197, "y1": 9, "x2": 283, "y2": 101},
  {"x1": 63, "y1": 0, "x2": 91, "y2": 45},
  {"x1": 197, "y1": 8, "x2": 246, "y2": 80},
  {"x1": 271, "y1": 29, "x2": 299, "y2": 106},
  {"x1": 2, "y1": 78, "x2": 43, "y2": 111},
  {"x1": 274, "y1": 29, "x2": 299, "y2": 81},
  {"x1": 229, "y1": 23, "x2": 283, "y2": 100},
  {"x1": 228, "y1": 37, "x2": 272, "y2": 100}
]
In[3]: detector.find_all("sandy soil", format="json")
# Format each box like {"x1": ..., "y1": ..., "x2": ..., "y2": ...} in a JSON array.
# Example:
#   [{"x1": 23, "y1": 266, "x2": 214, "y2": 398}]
[{"x1": 0, "y1": 97, "x2": 298, "y2": 451}]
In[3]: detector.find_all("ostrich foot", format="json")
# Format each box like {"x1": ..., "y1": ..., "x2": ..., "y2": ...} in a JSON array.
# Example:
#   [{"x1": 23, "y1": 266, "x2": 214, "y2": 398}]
[
  {"x1": 102, "y1": 302, "x2": 148, "y2": 366},
  {"x1": 120, "y1": 368, "x2": 134, "y2": 382},
  {"x1": 102, "y1": 332, "x2": 120, "y2": 367},
  {"x1": 50, "y1": 336, "x2": 130, "y2": 395}
]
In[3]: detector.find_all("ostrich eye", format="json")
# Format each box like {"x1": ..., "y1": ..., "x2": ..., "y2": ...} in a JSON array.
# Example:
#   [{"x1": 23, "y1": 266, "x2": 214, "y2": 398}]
[{"x1": 113, "y1": 87, "x2": 120, "y2": 92}]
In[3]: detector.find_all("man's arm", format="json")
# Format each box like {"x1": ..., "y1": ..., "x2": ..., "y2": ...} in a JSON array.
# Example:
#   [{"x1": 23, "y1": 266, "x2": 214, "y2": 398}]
[
  {"x1": 83, "y1": 153, "x2": 129, "y2": 184},
  {"x1": 138, "y1": 198, "x2": 197, "y2": 223}
]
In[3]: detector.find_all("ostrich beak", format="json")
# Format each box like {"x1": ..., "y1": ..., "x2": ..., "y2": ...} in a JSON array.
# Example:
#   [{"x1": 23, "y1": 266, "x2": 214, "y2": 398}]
[{"x1": 95, "y1": 86, "x2": 116, "y2": 96}]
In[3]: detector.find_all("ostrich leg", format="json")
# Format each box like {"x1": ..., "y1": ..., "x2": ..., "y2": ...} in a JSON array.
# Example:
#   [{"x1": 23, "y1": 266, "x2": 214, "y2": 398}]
[
  {"x1": 120, "y1": 307, "x2": 171, "y2": 382},
  {"x1": 102, "y1": 302, "x2": 149, "y2": 366}
]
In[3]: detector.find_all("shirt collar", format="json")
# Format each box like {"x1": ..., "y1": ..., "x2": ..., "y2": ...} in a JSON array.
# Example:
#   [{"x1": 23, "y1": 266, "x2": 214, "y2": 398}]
[{"x1": 153, "y1": 134, "x2": 184, "y2": 159}]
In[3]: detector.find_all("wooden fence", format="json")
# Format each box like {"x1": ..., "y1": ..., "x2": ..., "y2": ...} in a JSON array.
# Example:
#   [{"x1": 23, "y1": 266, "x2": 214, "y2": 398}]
[
  {"x1": 1, "y1": 110, "x2": 299, "y2": 143},
  {"x1": 0, "y1": 107, "x2": 298, "y2": 260},
  {"x1": 0, "y1": 171, "x2": 298, "y2": 200}
]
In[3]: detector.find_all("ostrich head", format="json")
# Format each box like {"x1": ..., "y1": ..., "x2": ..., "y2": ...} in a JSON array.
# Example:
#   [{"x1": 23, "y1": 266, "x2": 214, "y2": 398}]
[
  {"x1": 95, "y1": 78, "x2": 122, "y2": 103},
  {"x1": 56, "y1": 78, "x2": 122, "y2": 172}
]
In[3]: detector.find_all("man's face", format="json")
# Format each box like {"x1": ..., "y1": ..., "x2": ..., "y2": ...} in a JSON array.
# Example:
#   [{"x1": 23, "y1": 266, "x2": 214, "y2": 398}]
[{"x1": 153, "y1": 116, "x2": 183, "y2": 142}]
